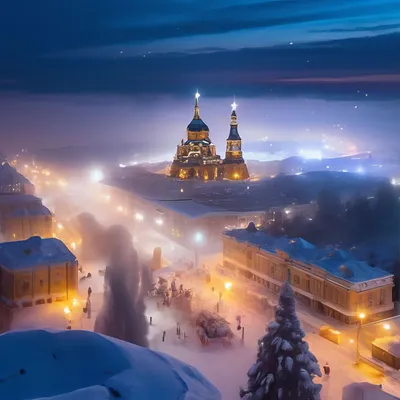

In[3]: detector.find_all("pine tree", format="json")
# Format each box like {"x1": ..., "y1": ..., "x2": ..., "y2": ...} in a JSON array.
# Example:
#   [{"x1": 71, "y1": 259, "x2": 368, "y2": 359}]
[{"x1": 240, "y1": 281, "x2": 322, "y2": 400}]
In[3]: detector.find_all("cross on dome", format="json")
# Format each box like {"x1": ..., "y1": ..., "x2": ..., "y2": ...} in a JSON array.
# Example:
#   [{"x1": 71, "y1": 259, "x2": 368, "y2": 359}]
[{"x1": 231, "y1": 101, "x2": 237, "y2": 111}]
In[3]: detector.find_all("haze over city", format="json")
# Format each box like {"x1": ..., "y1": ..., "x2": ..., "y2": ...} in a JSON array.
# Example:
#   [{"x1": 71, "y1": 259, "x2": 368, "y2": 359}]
[{"x1": 0, "y1": 2, "x2": 400, "y2": 400}]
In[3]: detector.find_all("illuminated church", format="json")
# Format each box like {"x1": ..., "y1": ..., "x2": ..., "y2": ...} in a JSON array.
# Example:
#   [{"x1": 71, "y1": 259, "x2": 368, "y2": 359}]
[{"x1": 169, "y1": 92, "x2": 249, "y2": 181}]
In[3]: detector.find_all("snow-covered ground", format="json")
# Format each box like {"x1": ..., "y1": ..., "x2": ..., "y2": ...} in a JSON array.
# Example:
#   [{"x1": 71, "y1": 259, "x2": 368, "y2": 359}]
[{"x1": 0, "y1": 329, "x2": 220, "y2": 400}]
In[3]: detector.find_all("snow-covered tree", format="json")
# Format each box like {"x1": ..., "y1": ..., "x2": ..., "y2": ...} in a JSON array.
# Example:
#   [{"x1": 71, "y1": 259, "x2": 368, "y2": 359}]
[{"x1": 240, "y1": 281, "x2": 322, "y2": 400}]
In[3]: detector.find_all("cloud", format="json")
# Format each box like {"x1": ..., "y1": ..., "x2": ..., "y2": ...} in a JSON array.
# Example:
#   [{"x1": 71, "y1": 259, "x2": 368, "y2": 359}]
[{"x1": 310, "y1": 23, "x2": 400, "y2": 33}]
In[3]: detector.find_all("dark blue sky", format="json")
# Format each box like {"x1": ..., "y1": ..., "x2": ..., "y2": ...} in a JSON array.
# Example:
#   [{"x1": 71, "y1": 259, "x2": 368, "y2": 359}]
[{"x1": 1, "y1": 0, "x2": 400, "y2": 155}]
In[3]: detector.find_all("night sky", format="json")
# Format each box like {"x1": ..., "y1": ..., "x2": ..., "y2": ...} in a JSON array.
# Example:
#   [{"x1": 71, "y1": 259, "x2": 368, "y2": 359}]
[{"x1": 1, "y1": 1, "x2": 400, "y2": 156}]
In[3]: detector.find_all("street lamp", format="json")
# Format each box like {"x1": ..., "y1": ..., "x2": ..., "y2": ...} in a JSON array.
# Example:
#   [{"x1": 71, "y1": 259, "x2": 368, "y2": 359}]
[
  {"x1": 383, "y1": 323, "x2": 391, "y2": 331},
  {"x1": 193, "y1": 232, "x2": 204, "y2": 269},
  {"x1": 356, "y1": 312, "x2": 366, "y2": 362}
]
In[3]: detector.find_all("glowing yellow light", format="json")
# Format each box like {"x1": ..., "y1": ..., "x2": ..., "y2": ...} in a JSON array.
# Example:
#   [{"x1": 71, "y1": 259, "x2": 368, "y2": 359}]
[
  {"x1": 224, "y1": 282, "x2": 232, "y2": 290},
  {"x1": 234, "y1": 173, "x2": 239, "y2": 179},
  {"x1": 64, "y1": 307, "x2": 71, "y2": 315},
  {"x1": 71, "y1": 242, "x2": 76, "y2": 251},
  {"x1": 57, "y1": 223, "x2": 63, "y2": 230},
  {"x1": 349, "y1": 339, "x2": 354, "y2": 344},
  {"x1": 384, "y1": 323, "x2": 390, "y2": 330},
  {"x1": 72, "y1": 298, "x2": 79, "y2": 307},
  {"x1": 359, "y1": 313, "x2": 366, "y2": 320}
]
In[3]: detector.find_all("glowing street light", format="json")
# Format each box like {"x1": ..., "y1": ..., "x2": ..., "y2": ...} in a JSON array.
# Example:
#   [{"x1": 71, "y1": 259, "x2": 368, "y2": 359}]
[
  {"x1": 194, "y1": 232, "x2": 203, "y2": 243},
  {"x1": 90, "y1": 169, "x2": 103, "y2": 183},
  {"x1": 224, "y1": 282, "x2": 232, "y2": 290},
  {"x1": 356, "y1": 312, "x2": 366, "y2": 362},
  {"x1": 135, "y1": 213, "x2": 144, "y2": 222}
]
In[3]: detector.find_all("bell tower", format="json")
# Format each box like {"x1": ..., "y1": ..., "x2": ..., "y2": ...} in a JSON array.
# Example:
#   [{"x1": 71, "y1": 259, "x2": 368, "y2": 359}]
[
  {"x1": 225, "y1": 101, "x2": 243, "y2": 162},
  {"x1": 223, "y1": 100, "x2": 249, "y2": 180}
]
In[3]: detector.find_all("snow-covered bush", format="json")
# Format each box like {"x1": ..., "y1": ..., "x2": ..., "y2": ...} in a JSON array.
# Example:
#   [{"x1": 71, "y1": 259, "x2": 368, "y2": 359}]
[
  {"x1": 240, "y1": 281, "x2": 322, "y2": 400},
  {"x1": 194, "y1": 310, "x2": 234, "y2": 344}
]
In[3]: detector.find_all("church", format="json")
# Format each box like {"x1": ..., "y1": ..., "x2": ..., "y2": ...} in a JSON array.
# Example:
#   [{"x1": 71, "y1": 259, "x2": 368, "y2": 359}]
[{"x1": 168, "y1": 92, "x2": 249, "y2": 181}]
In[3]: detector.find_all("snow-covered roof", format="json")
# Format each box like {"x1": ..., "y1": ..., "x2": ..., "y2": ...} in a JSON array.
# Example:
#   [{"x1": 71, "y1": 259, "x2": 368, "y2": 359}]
[
  {"x1": 373, "y1": 336, "x2": 400, "y2": 357},
  {"x1": 0, "y1": 162, "x2": 32, "y2": 186},
  {"x1": 223, "y1": 228, "x2": 391, "y2": 284},
  {"x1": 0, "y1": 194, "x2": 40, "y2": 206},
  {"x1": 0, "y1": 237, "x2": 76, "y2": 271},
  {"x1": 148, "y1": 199, "x2": 227, "y2": 219},
  {"x1": 0, "y1": 329, "x2": 220, "y2": 400},
  {"x1": 343, "y1": 382, "x2": 400, "y2": 400},
  {"x1": 10, "y1": 205, "x2": 52, "y2": 218}
]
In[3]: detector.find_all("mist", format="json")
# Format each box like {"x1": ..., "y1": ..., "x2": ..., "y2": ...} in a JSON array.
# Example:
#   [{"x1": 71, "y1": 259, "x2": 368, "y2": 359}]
[{"x1": 76, "y1": 213, "x2": 151, "y2": 347}]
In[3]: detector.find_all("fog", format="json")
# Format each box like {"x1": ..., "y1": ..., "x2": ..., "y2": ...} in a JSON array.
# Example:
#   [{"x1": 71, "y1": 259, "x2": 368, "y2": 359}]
[{"x1": 76, "y1": 212, "x2": 151, "y2": 347}]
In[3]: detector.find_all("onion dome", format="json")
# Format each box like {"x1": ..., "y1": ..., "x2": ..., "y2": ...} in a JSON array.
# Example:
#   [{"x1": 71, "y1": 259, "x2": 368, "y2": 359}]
[{"x1": 187, "y1": 91, "x2": 209, "y2": 132}]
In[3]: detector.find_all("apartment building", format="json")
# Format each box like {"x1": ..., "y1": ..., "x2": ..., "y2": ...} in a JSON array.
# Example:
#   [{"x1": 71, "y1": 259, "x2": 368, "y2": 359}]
[{"x1": 222, "y1": 224, "x2": 394, "y2": 324}]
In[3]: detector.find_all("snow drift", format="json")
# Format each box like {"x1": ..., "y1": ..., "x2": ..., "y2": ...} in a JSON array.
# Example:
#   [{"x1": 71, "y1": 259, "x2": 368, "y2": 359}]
[{"x1": 0, "y1": 329, "x2": 221, "y2": 400}]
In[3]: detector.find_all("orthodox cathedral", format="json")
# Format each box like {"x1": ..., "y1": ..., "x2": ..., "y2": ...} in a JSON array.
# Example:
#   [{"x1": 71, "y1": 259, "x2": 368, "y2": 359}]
[{"x1": 168, "y1": 92, "x2": 249, "y2": 181}]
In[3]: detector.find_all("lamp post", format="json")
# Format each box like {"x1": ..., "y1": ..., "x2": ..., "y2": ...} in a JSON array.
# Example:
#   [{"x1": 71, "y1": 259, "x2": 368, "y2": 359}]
[{"x1": 356, "y1": 312, "x2": 366, "y2": 362}]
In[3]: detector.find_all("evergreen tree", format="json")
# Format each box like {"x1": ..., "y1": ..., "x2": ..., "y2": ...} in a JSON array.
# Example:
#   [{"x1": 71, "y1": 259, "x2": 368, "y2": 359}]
[{"x1": 240, "y1": 282, "x2": 322, "y2": 400}]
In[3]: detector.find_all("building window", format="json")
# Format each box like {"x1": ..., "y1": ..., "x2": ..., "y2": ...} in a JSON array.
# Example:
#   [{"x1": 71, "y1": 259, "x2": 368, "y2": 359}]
[
  {"x1": 368, "y1": 293, "x2": 373, "y2": 308},
  {"x1": 39, "y1": 279, "x2": 44, "y2": 287},
  {"x1": 379, "y1": 289, "x2": 385, "y2": 305},
  {"x1": 22, "y1": 280, "x2": 30, "y2": 294},
  {"x1": 271, "y1": 263, "x2": 276, "y2": 277},
  {"x1": 305, "y1": 279, "x2": 310, "y2": 292},
  {"x1": 293, "y1": 275, "x2": 300, "y2": 285}
]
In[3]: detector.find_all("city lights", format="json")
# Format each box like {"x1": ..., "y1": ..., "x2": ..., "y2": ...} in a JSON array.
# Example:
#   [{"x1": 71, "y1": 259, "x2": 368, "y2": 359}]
[{"x1": 359, "y1": 312, "x2": 366, "y2": 320}]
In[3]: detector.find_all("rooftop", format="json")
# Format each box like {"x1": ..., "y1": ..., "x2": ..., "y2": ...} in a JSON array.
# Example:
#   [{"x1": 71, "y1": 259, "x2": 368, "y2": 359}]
[
  {"x1": 0, "y1": 237, "x2": 76, "y2": 271},
  {"x1": 187, "y1": 118, "x2": 209, "y2": 132},
  {"x1": 223, "y1": 227, "x2": 391, "y2": 284},
  {"x1": 0, "y1": 162, "x2": 32, "y2": 187}
]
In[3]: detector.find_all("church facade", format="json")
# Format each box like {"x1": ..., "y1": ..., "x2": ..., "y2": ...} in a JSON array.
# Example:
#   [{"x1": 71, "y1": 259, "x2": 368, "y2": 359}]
[{"x1": 168, "y1": 93, "x2": 249, "y2": 181}]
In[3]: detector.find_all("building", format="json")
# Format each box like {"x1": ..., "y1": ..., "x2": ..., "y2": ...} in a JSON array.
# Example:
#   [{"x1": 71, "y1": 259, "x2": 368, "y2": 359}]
[
  {"x1": 0, "y1": 236, "x2": 78, "y2": 308},
  {"x1": 342, "y1": 383, "x2": 399, "y2": 400},
  {"x1": 169, "y1": 93, "x2": 249, "y2": 181},
  {"x1": 222, "y1": 225, "x2": 394, "y2": 324},
  {"x1": 0, "y1": 194, "x2": 53, "y2": 241},
  {"x1": 0, "y1": 162, "x2": 35, "y2": 195}
]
